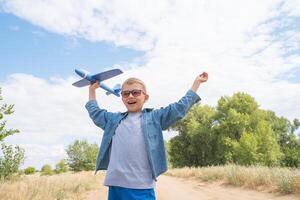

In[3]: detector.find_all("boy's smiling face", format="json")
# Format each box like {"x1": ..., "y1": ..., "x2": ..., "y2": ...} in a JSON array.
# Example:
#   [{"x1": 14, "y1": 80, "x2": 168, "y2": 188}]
[{"x1": 121, "y1": 83, "x2": 149, "y2": 113}]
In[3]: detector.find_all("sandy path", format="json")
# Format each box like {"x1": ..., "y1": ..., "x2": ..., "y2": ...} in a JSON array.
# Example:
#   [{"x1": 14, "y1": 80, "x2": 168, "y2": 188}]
[
  {"x1": 84, "y1": 175, "x2": 299, "y2": 200},
  {"x1": 155, "y1": 176, "x2": 299, "y2": 200}
]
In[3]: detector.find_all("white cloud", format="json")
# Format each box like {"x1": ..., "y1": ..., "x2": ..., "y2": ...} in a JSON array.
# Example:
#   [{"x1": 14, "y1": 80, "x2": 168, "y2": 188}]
[
  {"x1": 282, "y1": 0, "x2": 300, "y2": 16},
  {"x1": 1, "y1": 0, "x2": 300, "y2": 168}
]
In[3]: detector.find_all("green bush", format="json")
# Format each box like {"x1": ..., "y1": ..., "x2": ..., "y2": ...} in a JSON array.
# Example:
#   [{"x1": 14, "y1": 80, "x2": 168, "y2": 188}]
[
  {"x1": 24, "y1": 166, "x2": 36, "y2": 175},
  {"x1": 41, "y1": 164, "x2": 53, "y2": 176},
  {"x1": 55, "y1": 160, "x2": 68, "y2": 174}
]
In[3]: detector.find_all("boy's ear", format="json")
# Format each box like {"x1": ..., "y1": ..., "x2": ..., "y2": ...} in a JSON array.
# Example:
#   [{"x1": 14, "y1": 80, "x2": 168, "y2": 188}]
[{"x1": 144, "y1": 94, "x2": 149, "y2": 102}]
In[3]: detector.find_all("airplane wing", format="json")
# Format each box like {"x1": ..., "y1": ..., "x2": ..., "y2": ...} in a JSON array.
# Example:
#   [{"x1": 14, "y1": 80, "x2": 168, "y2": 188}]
[
  {"x1": 92, "y1": 69, "x2": 123, "y2": 82},
  {"x1": 72, "y1": 79, "x2": 91, "y2": 87}
]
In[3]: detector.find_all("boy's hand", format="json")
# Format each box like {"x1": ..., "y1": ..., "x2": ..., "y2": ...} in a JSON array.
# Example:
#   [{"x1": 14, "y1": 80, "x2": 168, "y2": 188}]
[
  {"x1": 89, "y1": 81, "x2": 100, "y2": 101},
  {"x1": 89, "y1": 81, "x2": 100, "y2": 91},
  {"x1": 191, "y1": 72, "x2": 208, "y2": 93},
  {"x1": 195, "y1": 72, "x2": 208, "y2": 84}
]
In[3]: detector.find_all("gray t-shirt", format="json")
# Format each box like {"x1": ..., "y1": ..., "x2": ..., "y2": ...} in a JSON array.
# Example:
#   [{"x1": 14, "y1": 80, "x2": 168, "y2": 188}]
[{"x1": 104, "y1": 112, "x2": 156, "y2": 189}]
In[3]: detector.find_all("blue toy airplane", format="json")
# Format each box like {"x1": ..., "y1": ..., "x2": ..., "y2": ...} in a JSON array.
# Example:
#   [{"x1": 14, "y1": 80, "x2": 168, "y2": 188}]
[{"x1": 72, "y1": 68, "x2": 123, "y2": 97}]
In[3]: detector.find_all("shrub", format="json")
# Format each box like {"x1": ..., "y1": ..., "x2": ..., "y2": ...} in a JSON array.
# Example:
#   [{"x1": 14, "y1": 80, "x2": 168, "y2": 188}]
[
  {"x1": 41, "y1": 164, "x2": 53, "y2": 176},
  {"x1": 55, "y1": 160, "x2": 68, "y2": 174},
  {"x1": 24, "y1": 166, "x2": 36, "y2": 175}
]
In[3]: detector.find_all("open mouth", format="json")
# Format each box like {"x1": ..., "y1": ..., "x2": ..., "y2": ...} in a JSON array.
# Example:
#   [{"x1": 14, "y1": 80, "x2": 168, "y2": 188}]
[{"x1": 127, "y1": 101, "x2": 137, "y2": 105}]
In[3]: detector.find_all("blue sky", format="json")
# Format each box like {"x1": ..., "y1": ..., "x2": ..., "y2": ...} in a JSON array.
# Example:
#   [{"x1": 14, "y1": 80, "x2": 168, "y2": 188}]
[{"x1": 0, "y1": 12, "x2": 144, "y2": 81}]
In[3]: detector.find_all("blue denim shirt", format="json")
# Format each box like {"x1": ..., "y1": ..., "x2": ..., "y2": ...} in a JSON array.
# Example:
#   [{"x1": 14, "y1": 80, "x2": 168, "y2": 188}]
[{"x1": 85, "y1": 89, "x2": 201, "y2": 181}]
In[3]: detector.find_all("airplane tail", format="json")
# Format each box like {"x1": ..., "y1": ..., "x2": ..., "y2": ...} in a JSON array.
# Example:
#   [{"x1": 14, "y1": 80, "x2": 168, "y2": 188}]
[{"x1": 106, "y1": 84, "x2": 121, "y2": 96}]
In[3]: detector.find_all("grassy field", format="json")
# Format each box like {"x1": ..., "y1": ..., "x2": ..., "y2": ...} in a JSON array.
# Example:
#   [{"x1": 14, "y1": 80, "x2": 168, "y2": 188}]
[
  {"x1": 165, "y1": 164, "x2": 300, "y2": 195},
  {"x1": 0, "y1": 171, "x2": 104, "y2": 200}
]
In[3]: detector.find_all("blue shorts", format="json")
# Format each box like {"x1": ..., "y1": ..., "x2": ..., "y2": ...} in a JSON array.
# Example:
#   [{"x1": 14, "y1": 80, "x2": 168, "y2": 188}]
[{"x1": 108, "y1": 186, "x2": 156, "y2": 200}]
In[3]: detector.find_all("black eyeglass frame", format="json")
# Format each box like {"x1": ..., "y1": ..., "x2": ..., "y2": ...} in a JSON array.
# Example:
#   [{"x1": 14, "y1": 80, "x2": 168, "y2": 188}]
[{"x1": 121, "y1": 89, "x2": 146, "y2": 98}]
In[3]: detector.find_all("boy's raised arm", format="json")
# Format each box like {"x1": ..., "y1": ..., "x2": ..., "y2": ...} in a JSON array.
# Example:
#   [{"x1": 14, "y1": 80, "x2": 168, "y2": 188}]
[
  {"x1": 89, "y1": 81, "x2": 99, "y2": 101},
  {"x1": 85, "y1": 81, "x2": 114, "y2": 130},
  {"x1": 155, "y1": 72, "x2": 208, "y2": 130}
]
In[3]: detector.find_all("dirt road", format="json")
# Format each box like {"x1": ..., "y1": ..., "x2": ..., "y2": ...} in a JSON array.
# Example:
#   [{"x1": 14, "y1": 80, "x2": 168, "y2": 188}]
[{"x1": 85, "y1": 175, "x2": 299, "y2": 200}]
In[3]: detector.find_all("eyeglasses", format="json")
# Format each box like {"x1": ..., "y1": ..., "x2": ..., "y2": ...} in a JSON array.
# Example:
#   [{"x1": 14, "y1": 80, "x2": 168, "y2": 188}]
[{"x1": 121, "y1": 89, "x2": 146, "y2": 98}]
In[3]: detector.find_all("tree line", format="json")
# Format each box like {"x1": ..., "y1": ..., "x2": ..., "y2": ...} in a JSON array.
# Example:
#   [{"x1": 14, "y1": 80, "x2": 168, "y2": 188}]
[
  {"x1": 22, "y1": 140, "x2": 98, "y2": 176},
  {"x1": 167, "y1": 92, "x2": 300, "y2": 168}
]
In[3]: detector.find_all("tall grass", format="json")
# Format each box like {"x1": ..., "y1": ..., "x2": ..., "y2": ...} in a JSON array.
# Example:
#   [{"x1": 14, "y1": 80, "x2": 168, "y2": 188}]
[
  {"x1": 165, "y1": 164, "x2": 300, "y2": 194},
  {"x1": 0, "y1": 171, "x2": 104, "y2": 200}
]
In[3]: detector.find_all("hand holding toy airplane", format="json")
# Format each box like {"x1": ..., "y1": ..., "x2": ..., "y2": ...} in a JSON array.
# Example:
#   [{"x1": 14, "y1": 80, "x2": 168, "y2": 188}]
[{"x1": 72, "y1": 68, "x2": 123, "y2": 97}]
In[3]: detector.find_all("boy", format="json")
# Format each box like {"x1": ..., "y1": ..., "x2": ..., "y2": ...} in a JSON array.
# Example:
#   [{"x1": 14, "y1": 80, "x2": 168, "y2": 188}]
[{"x1": 85, "y1": 72, "x2": 208, "y2": 200}]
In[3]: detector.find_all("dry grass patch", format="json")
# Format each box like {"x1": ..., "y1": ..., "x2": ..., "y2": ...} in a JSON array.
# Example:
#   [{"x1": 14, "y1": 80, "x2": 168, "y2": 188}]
[
  {"x1": 0, "y1": 171, "x2": 105, "y2": 200},
  {"x1": 166, "y1": 164, "x2": 300, "y2": 194}
]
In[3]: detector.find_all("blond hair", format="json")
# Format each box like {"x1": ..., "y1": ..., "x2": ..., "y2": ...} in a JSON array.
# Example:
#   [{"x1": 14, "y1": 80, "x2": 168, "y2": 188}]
[{"x1": 122, "y1": 77, "x2": 147, "y2": 93}]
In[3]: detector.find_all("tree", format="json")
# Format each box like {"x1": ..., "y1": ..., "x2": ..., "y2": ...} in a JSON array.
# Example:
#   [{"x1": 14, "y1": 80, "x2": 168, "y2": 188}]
[
  {"x1": 250, "y1": 110, "x2": 300, "y2": 167},
  {"x1": 0, "y1": 88, "x2": 24, "y2": 180},
  {"x1": 66, "y1": 139, "x2": 98, "y2": 171},
  {"x1": 231, "y1": 121, "x2": 281, "y2": 166},
  {"x1": 24, "y1": 166, "x2": 36, "y2": 175},
  {"x1": 0, "y1": 143, "x2": 25, "y2": 180},
  {"x1": 281, "y1": 145, "x2": 300, "y2": 167},
  {"x1": 231, "y1": 131, "x2": 259, "y2": 165},
  {"x1": 41, "y1": 164, "x2": 53, "y2": 176},
  {"x1": 215, "y1": 92, "x2": 258, "y2": 140},
  {"x1": 169, "y1": 105, "x2": 219, "y2": 167},
  {"x1": 55, "y1": 159, "x2": 68, "y2": 174},
  {"x1": 0, "y1": 88, "x2": 19, "y2": 141},
  {"x1": 168, "y1": 133, "x2": 193, "y2": 167},
  {"x1": 168, "y1": 91, "x2": 298, "y2": 168},
  {"x1": 280, "y1": 128, "x2": 300, "y2": 167},
  {"x1": 255, "y1": 121, "x2": 282, "y2": 166},
  {"x1": 291, "y1": 118, "x2": 300, "y2": 134}
]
